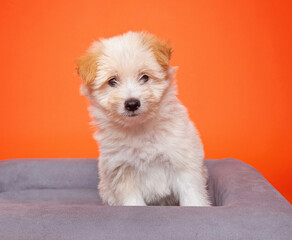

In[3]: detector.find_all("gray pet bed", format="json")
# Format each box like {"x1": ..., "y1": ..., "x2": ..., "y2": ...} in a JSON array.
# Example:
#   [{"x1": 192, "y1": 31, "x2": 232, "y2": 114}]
[{"x1": 0, "y1": 158, "x2": 291, "y2": 240}]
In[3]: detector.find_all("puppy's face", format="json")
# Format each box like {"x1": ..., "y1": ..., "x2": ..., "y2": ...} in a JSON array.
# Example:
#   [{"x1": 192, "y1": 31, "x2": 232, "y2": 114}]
[{"x1": 77, "y1": 32, "x2": 172, "y2": 125}]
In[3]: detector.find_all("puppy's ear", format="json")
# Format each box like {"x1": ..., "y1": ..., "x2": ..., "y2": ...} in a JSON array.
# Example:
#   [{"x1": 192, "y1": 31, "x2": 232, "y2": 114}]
[
  {"x1": 141, "y1": 32, "x2": 172, "y2": 69},
  {"x1": 76, "y1": 42, "x2": 101, "y2": 86}
]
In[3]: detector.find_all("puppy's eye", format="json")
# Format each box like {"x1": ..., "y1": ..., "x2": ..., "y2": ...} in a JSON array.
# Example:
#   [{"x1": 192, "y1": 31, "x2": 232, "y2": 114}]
[
  {"x1": 108, "y1": 78, "x2": 118, "y2": 87},
  {"x1": 140, "y1": 75, "x2": 149, "y2": 83}
]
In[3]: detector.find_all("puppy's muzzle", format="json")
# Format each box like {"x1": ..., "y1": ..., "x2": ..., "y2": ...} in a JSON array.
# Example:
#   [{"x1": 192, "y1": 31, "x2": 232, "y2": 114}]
[{"x1": 124, "y1": 98, "x2": 140, "y2": 112}]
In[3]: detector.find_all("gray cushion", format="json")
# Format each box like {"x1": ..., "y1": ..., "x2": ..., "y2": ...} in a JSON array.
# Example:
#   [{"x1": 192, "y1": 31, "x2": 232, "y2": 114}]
[{"x1": 0, "y1": 158, "x2": 291, "y2": 240}]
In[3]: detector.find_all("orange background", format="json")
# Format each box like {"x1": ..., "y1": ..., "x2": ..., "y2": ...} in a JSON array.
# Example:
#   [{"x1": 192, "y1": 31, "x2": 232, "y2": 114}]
[{"x1": 0, "y1": 0, "x2": 291, "y2": 202}]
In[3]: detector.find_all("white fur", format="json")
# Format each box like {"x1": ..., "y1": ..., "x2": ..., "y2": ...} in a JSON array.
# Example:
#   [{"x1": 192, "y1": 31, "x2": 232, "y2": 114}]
[{"x1": 80, "y1": 32, "x2": 210, "y2": 206}]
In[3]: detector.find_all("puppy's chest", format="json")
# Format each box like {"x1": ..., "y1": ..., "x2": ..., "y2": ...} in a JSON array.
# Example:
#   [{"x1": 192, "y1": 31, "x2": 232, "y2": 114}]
[
  {"x1": 98, "y1": 124, "x2": 186, "y2": 174},
  {"x1": 111, "y1": 135, "x2": 171, "y2": 166}
]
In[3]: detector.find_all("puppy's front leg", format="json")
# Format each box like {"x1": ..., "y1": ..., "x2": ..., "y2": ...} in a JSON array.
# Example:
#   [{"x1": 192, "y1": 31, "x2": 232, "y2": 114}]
[
  {"x1": 113, "y1": 168, "x2": 146, "y2": 206},
  {"x1": 175, "y1": 171, "x2": 211, "y2": 206}
]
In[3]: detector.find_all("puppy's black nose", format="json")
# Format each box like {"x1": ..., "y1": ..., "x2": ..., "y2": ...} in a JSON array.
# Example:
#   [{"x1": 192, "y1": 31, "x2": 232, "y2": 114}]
[{"x1": 124, "y1": 98, "x2": 141, "y2": 112}]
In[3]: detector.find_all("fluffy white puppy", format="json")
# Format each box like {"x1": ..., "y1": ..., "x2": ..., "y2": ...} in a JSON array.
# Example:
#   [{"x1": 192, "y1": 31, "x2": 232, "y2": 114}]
[{"x1": 77, "y1": 31, "x2": 210, "y2": 206}]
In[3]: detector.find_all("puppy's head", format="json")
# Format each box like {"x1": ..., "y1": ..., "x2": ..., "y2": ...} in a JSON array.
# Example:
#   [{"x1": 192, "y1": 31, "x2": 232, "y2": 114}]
[{"x1": 77, "y1": 32, "x2": 173, "y2": 126}]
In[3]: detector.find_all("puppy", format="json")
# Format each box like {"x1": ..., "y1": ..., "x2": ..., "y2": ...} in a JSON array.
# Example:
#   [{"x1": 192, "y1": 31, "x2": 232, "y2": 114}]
[{"x1": 77, "y1": 31, "x2": 210, "y2": 206}]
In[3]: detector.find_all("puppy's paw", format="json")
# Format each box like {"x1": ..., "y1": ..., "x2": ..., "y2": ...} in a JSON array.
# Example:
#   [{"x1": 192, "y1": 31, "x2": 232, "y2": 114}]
[{"x1": 122, "y1": 192, "x2": 146, "y2": 206}]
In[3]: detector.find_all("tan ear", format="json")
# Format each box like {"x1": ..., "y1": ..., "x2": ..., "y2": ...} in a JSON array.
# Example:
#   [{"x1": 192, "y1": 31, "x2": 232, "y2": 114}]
[
  {"x1": 141, "y1": 32, "x2": 172, "y2": 69},
  {"x1": 76, "y1": 45, "x2": 101, "y2": 86}
]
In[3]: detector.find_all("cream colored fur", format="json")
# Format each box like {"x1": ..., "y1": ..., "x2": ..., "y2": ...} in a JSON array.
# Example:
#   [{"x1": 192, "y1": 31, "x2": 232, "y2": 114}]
[{"x1": 78, "y1": 32, "x2": 210, "y2": 206}]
